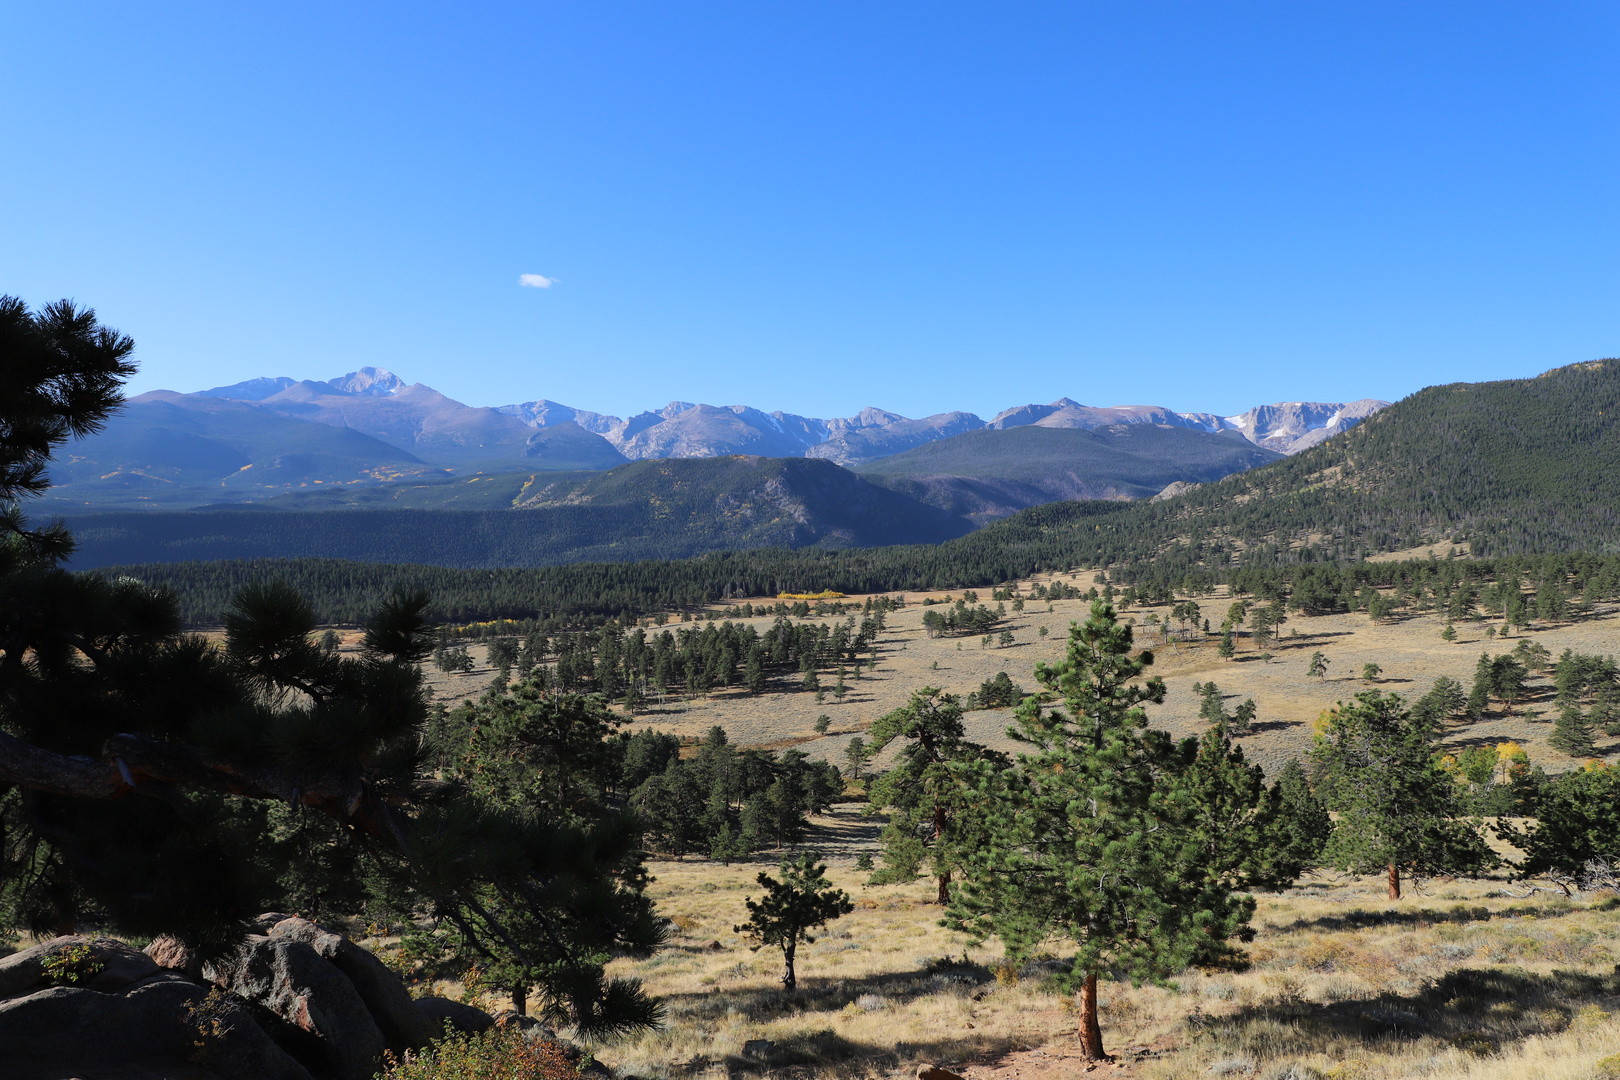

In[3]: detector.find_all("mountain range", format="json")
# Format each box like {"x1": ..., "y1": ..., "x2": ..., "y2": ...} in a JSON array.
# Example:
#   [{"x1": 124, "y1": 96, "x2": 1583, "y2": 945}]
[
  {"x1": 43, "y1": 366, "x2": 1384, "y2": 511},
  {"x1": 83, "y1": 360, "x2": 1620, "y2": 619},
  {"x1": 493, "y1": 384, "x2": 1385, "y2": 463}
]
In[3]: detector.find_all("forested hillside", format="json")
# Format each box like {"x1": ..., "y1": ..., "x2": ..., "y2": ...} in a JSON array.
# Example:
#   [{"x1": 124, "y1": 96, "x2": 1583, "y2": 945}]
[
  {"x1": 515, "y1": 455, "x2": 972, "y2": 551},
  {"x1": 860, "y1": 424, "x2": 1281, "y2": 521},
  {"x1": 88, "y1": 500, "x2": 1124, "y2": 623},
  {"x1": 63, "y1": 457, "x2": 973, "y2": 570},
  {"x1": 1070, "y1": 359, "x2": 1620, "y2": 571}
]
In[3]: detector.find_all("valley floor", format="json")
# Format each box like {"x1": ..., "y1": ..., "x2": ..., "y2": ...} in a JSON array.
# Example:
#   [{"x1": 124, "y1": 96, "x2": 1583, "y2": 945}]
[
  {"x1": 382, "y1": 570, "x2": 1620, "y2": 1077},
  {"x1": 416, "y1": 574, "x2": 1620, "y2": 779},
  {"x1": 587, "y1": 806, "x2": 1620, "y2": 1080}
]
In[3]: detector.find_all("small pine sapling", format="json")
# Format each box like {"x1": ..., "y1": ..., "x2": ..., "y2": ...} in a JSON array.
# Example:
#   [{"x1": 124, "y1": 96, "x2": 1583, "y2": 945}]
[{"x1": 735, "y1": 853, "x2": 854, "y2": 989}]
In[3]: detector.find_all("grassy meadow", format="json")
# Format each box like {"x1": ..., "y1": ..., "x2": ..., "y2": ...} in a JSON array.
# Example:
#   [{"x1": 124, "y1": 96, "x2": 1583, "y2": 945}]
[
  {"x1": 418, "y1": 563, "x2": 1620, "y2": 778},
  {"x1": 393, "y1": 567, "x2": 1620, "y2": 1078},
  {"x1": 443, "y1": 809, "x2": 1620, "y2": 1080}
]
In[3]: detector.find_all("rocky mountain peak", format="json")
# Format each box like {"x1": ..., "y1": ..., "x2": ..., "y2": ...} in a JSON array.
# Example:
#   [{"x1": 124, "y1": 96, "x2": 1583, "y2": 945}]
[{"x1": 326, "y1": 367, "x2": 404, "y2": 396}]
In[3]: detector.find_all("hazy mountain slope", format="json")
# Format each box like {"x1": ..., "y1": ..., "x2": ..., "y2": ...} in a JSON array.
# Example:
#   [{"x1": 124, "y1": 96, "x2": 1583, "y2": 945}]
[
  {"x1": 805, "y1": 411, "x2": 987, "y2": 466},
  {"x1": 858, "y1": 425, "x2": 1283, "y2": 523},
  {"x1": 61, "y1": 455, "x2": 973, "y2": 568},
  {"x1": 128, "y1": 366, "x2": 1384, "y2": 478},
  {"x1": 42, "y1": 393, "x2": 437, "y2": 510},
  {"x1": 517, "y1": 455, "x2": 973, "y2": 548},
  {"x1": 196, "y1": 376, "x2": 297, "y2": 401},
  {"x1": 255, "y1": 381, "x2": 542, "y2": 466},
  {"x1": 192, "y1": 471, "x2": 574, "y2": 511},
  {"x1": 522, "y1": 422, "x2": 629, "y2": 470},
  {"x1": 613, "y1": 404, "x2": 823, "y2": 460},
  {"x1": 988, "y1": 400, "x2": 1202, "y2": 432},
  {"x1": 986, "y1": 397, "x2": 1390, "y2": 454},
  {"x1": 496, "y1": 398, "x2": 624, "y2": 436}
]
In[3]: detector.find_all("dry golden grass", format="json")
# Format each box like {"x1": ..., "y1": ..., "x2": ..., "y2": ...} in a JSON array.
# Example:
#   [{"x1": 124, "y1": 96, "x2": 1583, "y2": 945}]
[
  {"x1": 560, "y1": 807, "x2": 1620, "y2": 1079},
  {"x1": 426, "y1": 575, "x2": 1616, "y2": 779},
  {"x1": 380, "y1": 573, "x2": 1620, "y2": 1077}
]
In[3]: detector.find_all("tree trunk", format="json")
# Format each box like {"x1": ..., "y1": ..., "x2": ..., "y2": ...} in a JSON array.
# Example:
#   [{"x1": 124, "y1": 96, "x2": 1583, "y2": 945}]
[
  {"x1": 513, "y1": 984, "x2": 527, "y2": 1017},
  {"x1": 1388, "y1": 861, "x2": 1401, "y2": 900},
  {"x1": 936, "y1": 871, "x2": 950, "y2": 905},
  {"x1": 1077, "y1": 970, "x2": 1106, "y2": 1061},
  {"x1": 1082, "y1": 977, "x2": 1108, "y2": 1062},
  {"x1": 933, "y1": 800, "x2": 949, "y2": 904},
  {"x1": 782, "y1": 944, "x2": 796, "y2": 990}
]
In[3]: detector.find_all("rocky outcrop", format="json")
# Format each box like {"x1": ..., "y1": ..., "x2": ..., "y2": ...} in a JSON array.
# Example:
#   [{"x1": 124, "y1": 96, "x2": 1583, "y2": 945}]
[
  {"x1": 266, "y1": 917, "x2": 437, "y2": 1052},
  {"x1": 414, "y1": 995, "x2": 495, "y2": 1036},
  {"x1": 0, "y1": 942, "x2": 312, "y2": 1080},
  {"x1": 146, "y1": 933, "x2": 204, "y2": 980},
  {"x1": 0, "y1": 935, "x2": 158, "y2": 997},
  {"x1": 0, "y1": 917, "x2": 616, "y2": 1080},
  {"x1": 1151, "y1": 480, "x2": 1202, "y2": 502},
  {"x1": 203, "y1": 935, "x2": 387, "y2": 1080}
]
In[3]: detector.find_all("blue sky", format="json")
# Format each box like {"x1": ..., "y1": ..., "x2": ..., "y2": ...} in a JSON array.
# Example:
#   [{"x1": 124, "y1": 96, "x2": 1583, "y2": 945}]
[{"x1": 3, "y1": 3, "x2": 1616, "y2": 420}]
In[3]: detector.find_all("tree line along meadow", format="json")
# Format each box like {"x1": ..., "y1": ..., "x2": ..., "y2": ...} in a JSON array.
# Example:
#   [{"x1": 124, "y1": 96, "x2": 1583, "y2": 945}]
[{"x1": 5, "y1": 299, "x2": 1620, "y2": 1072}]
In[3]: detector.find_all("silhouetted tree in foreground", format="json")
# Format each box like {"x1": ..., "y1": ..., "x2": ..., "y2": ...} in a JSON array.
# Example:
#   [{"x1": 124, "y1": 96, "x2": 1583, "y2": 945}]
[{"x1": 0, "y1": 297, "x2": 662, "y2": 1034}]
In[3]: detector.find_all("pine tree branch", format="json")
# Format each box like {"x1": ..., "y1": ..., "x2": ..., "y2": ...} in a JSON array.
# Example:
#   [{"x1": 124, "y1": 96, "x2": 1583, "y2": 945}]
[{"x1": 0, "y1": 727, "x2": 404, "y2": 848}]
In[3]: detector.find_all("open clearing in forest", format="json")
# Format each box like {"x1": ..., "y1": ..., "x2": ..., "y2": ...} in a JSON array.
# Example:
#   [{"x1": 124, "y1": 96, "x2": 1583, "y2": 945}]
[
  {"x1": 410, "y1": 572, "x2": 1620, "y2": 779},
  {"x1": 298, "y1": 571, "x2": 1620, "y2": 1077},
  {"x1": 554, "y1": 808, "x2": 1618, "y2": 1080}
]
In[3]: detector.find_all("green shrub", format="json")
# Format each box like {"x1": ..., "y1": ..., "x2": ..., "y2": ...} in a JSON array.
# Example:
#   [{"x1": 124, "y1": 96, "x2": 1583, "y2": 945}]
[{"x1": 379, "y1": 1026, "x2": 578, "y2": 1080}]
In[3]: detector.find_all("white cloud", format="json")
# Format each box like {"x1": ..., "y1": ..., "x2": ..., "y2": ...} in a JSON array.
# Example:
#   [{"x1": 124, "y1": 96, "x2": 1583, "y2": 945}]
[{"x1": 519, "y1": 273, "x2": 556, "y2": 288}]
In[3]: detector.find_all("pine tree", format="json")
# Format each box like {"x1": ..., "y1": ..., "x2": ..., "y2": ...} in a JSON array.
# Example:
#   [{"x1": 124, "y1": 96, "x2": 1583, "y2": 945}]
[
  {"x1": 863, "y1": 688, "x2": 1002, "y2": 903},
  {"x1": 1269, "y1": 759, "x2": 1331, "y2": 871},
  {"x1": 1413, "y1": 675, "x2": 1468, "y2": 725},
  {"x1": 744, "y1": 649, "x2": 767, "y2": 694},
  {"x1": 709, "y1": 821, "x2": 746, "y2": 865},
  {"x1": 0, "y1": 304, "x2": 665, "y2": 1032},
  {"x1": 1467, "y1": 653, "x2": 1494, "y2": 718},
  {"x1": 1497, "y1": 764, "x2": 1620, "y2": 884},
  {"x1": 1166, "y1": 722, "x2": 1303, "y2": 966},
  {"x1": 735, "y1": 852, "x2": 853, "y2": 989},
  {"x1": 1549, "y1": 705, "x2": 1598, "y2": 756},
  {"x1": 946, "y1": 600, "x2": 1247, "y2": 1060},
  {"x1": 1309, "y1": 691, "x2": 1497, "y2": 899},
  {"x1": 843, "y1": 736, "x2": 867, "y2": 780}
]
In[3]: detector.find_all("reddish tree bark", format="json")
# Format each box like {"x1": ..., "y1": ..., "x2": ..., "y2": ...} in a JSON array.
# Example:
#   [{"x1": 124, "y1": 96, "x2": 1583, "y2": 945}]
[{"x1": 1077, "y1": 970, "x2": 1107, "y2": 1060}]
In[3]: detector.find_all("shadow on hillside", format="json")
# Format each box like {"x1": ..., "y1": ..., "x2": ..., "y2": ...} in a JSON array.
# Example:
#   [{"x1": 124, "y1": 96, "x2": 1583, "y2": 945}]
[
  {"x1": 1265, "y1": 898, "x2": 1598, "y2": 936},
  {"x1": 665, "y1": 1026, "x2": 1020, "y2": 1079},
  {"x1": 1245, "y1": 719, "x2": 1301, "y2": 734},
  {"x1": 1200, "y1": 965, "x2": 1618, "y2": 1061},
  {"x1": 1281, "y1": 630, "x2": 1358, "y2": 642},
  {"x1": 654, "y1": 955, "x2": 994, "y2": 1021}
]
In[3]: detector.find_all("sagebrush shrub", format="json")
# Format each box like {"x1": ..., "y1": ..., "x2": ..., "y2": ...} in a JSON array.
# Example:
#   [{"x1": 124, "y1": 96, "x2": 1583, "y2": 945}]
[{"x1": 379, "y1": 1027, "x2": 578, "y2": 1080}]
